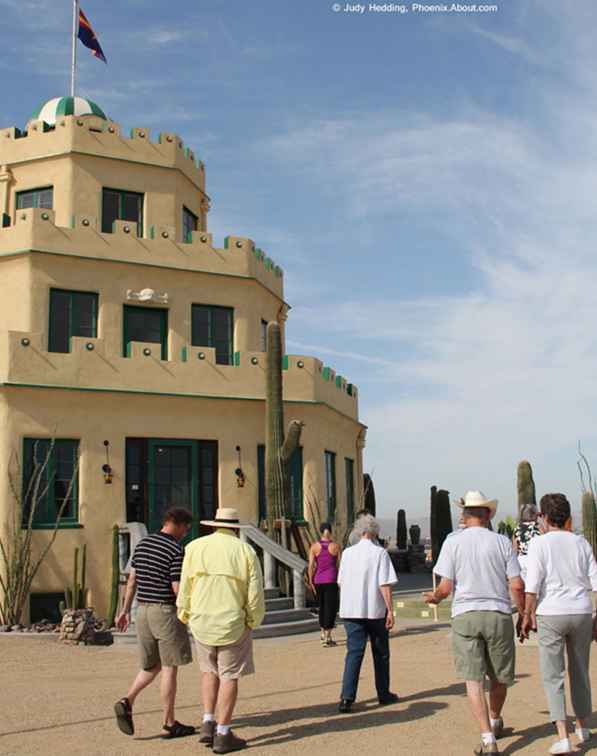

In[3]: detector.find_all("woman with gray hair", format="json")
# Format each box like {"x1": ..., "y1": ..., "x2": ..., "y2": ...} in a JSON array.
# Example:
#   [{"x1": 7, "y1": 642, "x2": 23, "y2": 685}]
[
  {"x1": 337, "y1": 515, "x2": 399, "y2": 713},
  {"x1": 513, "y1": 504, "x2": 542, "y2": 582}
]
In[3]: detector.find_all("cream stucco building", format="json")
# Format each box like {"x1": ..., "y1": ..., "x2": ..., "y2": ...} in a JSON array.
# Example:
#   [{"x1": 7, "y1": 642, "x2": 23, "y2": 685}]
[{"x1": 0, "y1": 96, "x2": 366, "y2": 621}]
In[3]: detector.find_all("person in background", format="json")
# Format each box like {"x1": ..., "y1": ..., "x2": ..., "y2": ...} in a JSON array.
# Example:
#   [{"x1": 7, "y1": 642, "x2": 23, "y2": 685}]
[
  {"x1": 177, "y1": 507, "x2": 265, "y2": 755},
  {"x1": 113, "y1": 507, "x2": 195, "y2": 740},
  {"x1": 425, "y1": 491, "x2": 525, "y2": 756},
  {"x1": 338, "y1": 514, "x2": 399, "y2": 713},
  {"x1": 513, "y1": 504, "x2": 542, "y2": 582},
  {"x1": 347, "y1": 508, "x2": 375, "y2": 546},
  {"x1": 522, "y1": 493, "x2": 597, "y2": 755},
  {"x1": 308, "y1": 522, "x2": 341, "y2": 646}
]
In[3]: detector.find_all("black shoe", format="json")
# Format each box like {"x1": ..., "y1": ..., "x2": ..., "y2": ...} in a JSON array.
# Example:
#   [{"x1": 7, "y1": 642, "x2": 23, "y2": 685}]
[
  {"x1": 378, "y1": 692, "x2": 400, "y2": 706},
  {"x1": 339, "y1": 699, "x2": 353, "y2": 713},
  {"x1": 114, "y1": 697, "x2": 134, "y2": 736}
]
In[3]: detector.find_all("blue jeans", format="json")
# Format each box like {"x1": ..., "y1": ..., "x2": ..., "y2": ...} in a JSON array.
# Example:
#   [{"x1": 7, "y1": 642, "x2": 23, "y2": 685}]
[{"x1": 341, "y1": 618, "x2": 391, "y2": 702}]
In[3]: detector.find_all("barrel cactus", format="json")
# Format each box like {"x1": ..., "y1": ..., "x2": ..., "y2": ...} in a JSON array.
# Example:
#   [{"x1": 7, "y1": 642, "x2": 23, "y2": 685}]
[
  {"x1": 582, "y1": 491, "x2": 597, "y2": 559},
  {"x1": 517, "y1": 460, "x2": 536, "y2": 517},
  {"x1": 265, "y1": 321, "x2": 303, "y2": 522},
  {"x1": 396, "y1": 509, "x2": 408, "y2": 550}
]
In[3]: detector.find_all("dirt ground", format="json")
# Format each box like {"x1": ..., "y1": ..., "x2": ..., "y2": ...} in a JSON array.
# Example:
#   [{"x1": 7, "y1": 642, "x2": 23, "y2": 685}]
[{"x1": 0, "y1": 621, "x2": 595, "y2": 756}]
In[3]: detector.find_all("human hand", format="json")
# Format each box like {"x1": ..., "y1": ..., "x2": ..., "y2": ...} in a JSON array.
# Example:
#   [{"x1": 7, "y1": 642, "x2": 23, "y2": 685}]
[
  {"x1": 423, "y1": 591, "x2": 439, "y2": 605},
  {"x1": 520, "y1": 612, "x2": 536, "y2": 641},
  {"x1": 386, "y1": 611, "x2": 395, "y2": 631},
  {"x1": 116, "y1": 612, "x2": 129, "y2": 632}
]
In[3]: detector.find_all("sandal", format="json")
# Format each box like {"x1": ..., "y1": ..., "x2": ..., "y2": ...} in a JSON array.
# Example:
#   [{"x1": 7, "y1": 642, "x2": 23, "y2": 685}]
[
  {"x1": 114, "y1": 697, "x2": 134, "y2": 736},
  {"x1": 161, "y1": 720, "x2": 196, "y2": 739}
]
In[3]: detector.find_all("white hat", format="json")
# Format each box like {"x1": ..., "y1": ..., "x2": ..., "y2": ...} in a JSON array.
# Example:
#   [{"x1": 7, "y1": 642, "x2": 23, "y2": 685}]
[
  {"x1": 200, "y1": 507, "x2": 244, "y2": 529},
  {"x1": 455, "y1": 490, "x2": 498, "y2": 519}
]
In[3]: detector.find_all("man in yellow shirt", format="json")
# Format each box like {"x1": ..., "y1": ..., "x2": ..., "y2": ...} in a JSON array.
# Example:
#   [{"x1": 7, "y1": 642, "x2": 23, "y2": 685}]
[{"x1": 177, "y1": 508, "x2": 265, "y2": 754}]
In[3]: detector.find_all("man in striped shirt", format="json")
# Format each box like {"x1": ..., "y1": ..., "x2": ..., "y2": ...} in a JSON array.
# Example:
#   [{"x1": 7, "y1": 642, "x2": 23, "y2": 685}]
[{"x1": 113, "y1": 507, "x2": 195, "y2": 740}]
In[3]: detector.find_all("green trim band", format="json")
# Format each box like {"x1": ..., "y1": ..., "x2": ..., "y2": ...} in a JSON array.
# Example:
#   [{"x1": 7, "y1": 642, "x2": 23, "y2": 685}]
[
  {"x1": 28, "y1": 522, "x2": 84, "y2": 530},
  {"x1": 1, "y1": 382, "x2": 364, "y2": 426}
]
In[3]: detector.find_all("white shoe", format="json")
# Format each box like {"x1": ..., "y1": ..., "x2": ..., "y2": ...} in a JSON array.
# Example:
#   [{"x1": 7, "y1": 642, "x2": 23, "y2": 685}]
[
  {"x1": 575, "y1": 727, "x2": 592, "y2": 743},
  {"x1": 549, "y1": 739, "x2": 572, "y2": 755}
]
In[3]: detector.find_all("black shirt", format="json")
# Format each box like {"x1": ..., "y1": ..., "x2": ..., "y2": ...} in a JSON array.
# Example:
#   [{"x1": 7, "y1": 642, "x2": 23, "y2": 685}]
[{"x1": 131, "y1": 532, "x2": 184, "y2": 604}]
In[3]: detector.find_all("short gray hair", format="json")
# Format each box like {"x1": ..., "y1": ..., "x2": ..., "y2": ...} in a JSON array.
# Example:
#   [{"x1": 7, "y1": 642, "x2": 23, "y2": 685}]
[
  {"x1": 353, "y1": 514, "x2": 380, "y2": 538},
  {"x1": 520, "y1": 504, "x2": 538, "y2": 522}
]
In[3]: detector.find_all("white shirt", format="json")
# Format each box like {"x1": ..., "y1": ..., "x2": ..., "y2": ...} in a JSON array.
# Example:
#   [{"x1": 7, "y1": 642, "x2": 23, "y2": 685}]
[
  {"x1": 525, "y1": 531, "x2": 597, "y2": 616},
  {"x1": 434, "y1": 526, "x2": 520, "y2": 618},
  {"x1": 338, "y1": 539, "x2": 398, "y2": 619}
]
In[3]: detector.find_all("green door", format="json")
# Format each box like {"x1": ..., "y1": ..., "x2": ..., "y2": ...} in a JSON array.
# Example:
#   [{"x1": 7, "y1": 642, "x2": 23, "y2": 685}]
[{"x1": 148, "y1": 440, "x2": 198, "y2": 539}]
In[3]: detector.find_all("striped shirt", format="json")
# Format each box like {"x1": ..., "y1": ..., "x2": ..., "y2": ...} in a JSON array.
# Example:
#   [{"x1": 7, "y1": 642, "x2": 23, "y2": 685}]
[{"x1": 131, "y1": 532, "x2": 184, "y2": 604}]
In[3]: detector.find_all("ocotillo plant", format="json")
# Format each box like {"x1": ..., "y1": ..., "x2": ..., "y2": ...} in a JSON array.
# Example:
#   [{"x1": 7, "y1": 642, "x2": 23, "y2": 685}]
[
  {"x1": 582, "y1": 491, "x2": 597, "y2": 560},
  {"x1": 396, "y1": 509, "x2": 408, "y2": 550},
  {"x1": 107, "y1": 525, "x2": 120, "y2": 627},
  {"x1": 60, "y1": 544, "x2": 87, "y2": 612},
  {"x1": 517, "y1": 460, "x2": 536, "y2": 517},
  {"x1": 265, "y1": 321, "x2": 303, "y2": 524}
]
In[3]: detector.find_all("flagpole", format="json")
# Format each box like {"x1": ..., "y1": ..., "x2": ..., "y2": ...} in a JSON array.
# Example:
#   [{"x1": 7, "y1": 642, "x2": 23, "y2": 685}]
[{"x1": 71, "y1": 0, "x2": 80, "y2": 97}]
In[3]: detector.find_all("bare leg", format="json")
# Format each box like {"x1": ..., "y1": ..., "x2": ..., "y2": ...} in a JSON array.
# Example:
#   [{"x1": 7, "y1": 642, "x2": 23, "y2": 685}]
[
  {"x1": 202, "y1": 672, "x2": 220, "y2": 715},
  {"x1": 554, "y1": 720, "x2": 569, "y2": 741},
  {"x1": 217, "y1": 680, "x2": 239, "y2": 726},
  {"x1": 126, "y1": 664, "x2": 161, "y2": 706},
  {"x1": 160, "y1": 666, "x2": 178, "y2": 728},
  {"x1": 466, "y1": 681, "x2": 491, "y2": 734},
  {"x1": 489, "y1": 681, "x2": 507, "y2": 719}
]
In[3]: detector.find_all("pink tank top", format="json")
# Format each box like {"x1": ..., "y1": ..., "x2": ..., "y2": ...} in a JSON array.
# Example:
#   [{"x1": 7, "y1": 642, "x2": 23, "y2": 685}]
[{"x1": 314, "y1": 540, "x2": 338, "y2": 584}]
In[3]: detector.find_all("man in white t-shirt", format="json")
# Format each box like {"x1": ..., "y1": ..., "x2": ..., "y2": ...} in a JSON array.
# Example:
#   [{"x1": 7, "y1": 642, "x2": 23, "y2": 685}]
[
  {"x1": 338, "y1": 514, "x2": 398, "y2": 713},
  {"x1": 425, "y1": 491, "x2": 525, "y2": 756}
]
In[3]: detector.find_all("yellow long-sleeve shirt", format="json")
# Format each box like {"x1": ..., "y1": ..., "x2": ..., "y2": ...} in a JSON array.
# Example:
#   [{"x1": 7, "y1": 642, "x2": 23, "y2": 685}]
[{"x1": 177, "y1": 529, "x2": 265, "y2": 646}]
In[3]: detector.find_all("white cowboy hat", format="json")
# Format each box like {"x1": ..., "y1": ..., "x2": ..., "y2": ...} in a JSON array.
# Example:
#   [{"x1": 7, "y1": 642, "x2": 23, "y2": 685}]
[
  {"x1": 200, "y1": 507, "x2": 244, "y2": 529},
  {"x1": 455, "y1": 490, "x2": 498, "y2": 519}
]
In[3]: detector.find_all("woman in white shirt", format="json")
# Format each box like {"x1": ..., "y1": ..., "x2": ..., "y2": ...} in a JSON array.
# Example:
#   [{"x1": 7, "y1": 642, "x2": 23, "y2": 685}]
[{"x1": 522, "y1": 493, "x2": 597, "y2": 755}]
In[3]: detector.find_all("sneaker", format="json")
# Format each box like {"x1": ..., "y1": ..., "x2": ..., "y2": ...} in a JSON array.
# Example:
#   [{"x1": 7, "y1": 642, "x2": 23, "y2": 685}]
[
  {"x1": 212, "y1": 730, "x2": 247, "y2": 754},
  {"x1": 491, "y1": 718, "x2": 504, "y2": 740},
  {"x1": 576, "y1": 728, "x2": 592, "y2": 744},
  {"x1": 113, "y1": 697, "x2": 134, "y2": 736},
  {"x1": 378, "y1": 692, "x2": 400, "y2": 706},
  {"x1": 199, "y1": 720, "x2": 216, "y2": 745},
  {"x1": 473, "y1": 743, "x2": 499, "y2": 755},
  {"x1": 549, "y1": 739, "x2": 572, "y2": 755}
]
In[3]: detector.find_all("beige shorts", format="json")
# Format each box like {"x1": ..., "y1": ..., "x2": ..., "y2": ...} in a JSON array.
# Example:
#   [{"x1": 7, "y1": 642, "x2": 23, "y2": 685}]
[
  {"x1": 136, "y1": 603, "x2": 192, "y2": 671},
  {"x1": 452, "y1": 610, "x2": 515, "y2": 685},
  {"x1": 195, "y1": 629, "x2": 254, "y2": 680}
]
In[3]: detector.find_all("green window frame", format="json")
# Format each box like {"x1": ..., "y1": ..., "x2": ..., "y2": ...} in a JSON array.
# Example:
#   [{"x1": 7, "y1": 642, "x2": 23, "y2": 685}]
[
  {"x1": 325, "y1": 450, "x2": 337, "y2": 522},
  {"x1": 22, "y1": 439, "x2": 80, "y2": 529},
  {"x1": 49, "y1": 289, "x2": 98, "y2": 353},
  {"x1": 16, "y1": 186, "x2": 53, "y2": 211},
  {"x1": 123, "y1": 305, "x2": 168, "y2": 360},
  {"x1": 182, "y1": 206, "x2": 198, "y2": 242},
  {"x1": 102, "y1": 188, "x2": 144, "y2": 236},
  {"x1": 191, "y1": 304, "x2": 234, "y2": 366},
  {"x1": 345, "y1": 457, "x2": 355, "y2": 525},
  {"x1": 260, "y1": 319, "x2": 268, "y2": 352}
]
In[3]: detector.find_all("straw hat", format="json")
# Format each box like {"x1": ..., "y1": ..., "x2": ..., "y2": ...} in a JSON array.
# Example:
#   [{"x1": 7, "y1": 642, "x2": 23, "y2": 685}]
[
  {"x1": 200, "y1": 507, "x2": 244, "y2": 529},
  {"x1": 455, "y1": 490, "x2": 498, "y2": 519}
]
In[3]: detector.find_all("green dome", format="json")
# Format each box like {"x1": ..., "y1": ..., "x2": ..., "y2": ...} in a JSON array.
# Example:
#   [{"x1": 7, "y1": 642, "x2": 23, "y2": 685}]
[{"x1": 30, "y1": 96, "x2": 107, "y2": 126}]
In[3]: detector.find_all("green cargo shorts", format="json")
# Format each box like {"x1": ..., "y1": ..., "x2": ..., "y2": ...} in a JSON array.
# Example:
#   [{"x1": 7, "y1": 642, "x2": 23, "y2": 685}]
[
  {"x1": 452, "y1": 611, "x2": 515, "y2": 685},
  {"x1": 136, "y1": 603, "x2": 192, "y2": 671}
]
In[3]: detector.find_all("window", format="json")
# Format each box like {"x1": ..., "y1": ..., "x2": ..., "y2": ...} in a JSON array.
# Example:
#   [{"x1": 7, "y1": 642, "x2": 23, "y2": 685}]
[
  {"x1": 123, "y1": 306, "x2": 168, "y2": 360},
  {"x1": 16, "y1": 187, "x2": 53, "y2": 210},
  {"x1": 258, "y1": 444, "x2": 303, "y2": 521},
  {"x1": 22, "y1": 439, "x2": 79, "y2": 527},
  {"x1": 257, "y1": 445, "x2": 266, "y2": 523},
  {"x1": 325, "y1": 451, "x2": 337, "y2": 522},
  {"x1": 182, "y1": 206, "x2": 198, "y2": 242},
  {"x1": 102, "y1": 188, "x2": 143, "y2": 236},
  {"x1": 345, "y1": 458, "x2": 355, "y2": 524},
  {"x1": 260, "y1": 319, "x2": 268, "y2": 352},
  {"x1": 192, "y1": 305, "x2": 233, "y2": 365},
  {"x1": 49, "y1": 289, "x2": 98, "y2": 353}
]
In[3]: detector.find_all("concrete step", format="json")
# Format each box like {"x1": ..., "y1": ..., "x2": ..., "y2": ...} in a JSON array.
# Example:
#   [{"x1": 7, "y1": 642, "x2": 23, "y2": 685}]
[
  {"x1": 265, "y1": 597, "x2": 293, "y2": 612},
  {"x1": 264, "y1": 588, "x2": 281, "y2": 600},
  {"x1": 262, "y1": 608, "x2": 314, "y2": 625},
  {"x1": 253, "y1": 617, "x2": 320, "y2": 639}
]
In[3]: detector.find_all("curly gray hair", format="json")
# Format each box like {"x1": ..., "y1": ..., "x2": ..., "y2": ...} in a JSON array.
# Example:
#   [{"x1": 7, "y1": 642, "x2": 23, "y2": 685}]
[{"x1": 353, "y1": 514, "x2": 380, "y2": 538}]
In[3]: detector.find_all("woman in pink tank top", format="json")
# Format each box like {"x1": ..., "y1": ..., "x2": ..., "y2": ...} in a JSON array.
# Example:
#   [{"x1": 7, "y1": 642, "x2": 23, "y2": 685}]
[{"x1": 308, "y1": 522, "x2": 341, "y2": 646}]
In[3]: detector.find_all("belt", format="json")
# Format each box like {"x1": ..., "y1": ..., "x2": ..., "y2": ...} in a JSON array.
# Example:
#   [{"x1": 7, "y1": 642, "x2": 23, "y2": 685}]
[{"x1": 138, "y1": 601, "x2": 176, "y2": 606}]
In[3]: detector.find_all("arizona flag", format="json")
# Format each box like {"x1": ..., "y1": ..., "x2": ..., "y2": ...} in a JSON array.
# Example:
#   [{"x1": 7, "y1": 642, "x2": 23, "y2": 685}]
[{"x1": 78, "y1": 8, "x2": 107, "y2": 63}]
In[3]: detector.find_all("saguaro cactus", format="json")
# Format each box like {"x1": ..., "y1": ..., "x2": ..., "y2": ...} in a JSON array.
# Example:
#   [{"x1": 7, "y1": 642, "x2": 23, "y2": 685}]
[
  {"x1": 396, "y1": 509, "x2": 408, "y2": 550},
  {"x1": 107, "y1": 525, "x2": 120, "y2": 627},
  {"x1": 265, "y1": 321, "x2": 303, "y2": 523},
  {"x1": 582, "y1": 491, "x2": 597, "y2": 559},
  {"x1": 517, "y1": 460, "x2": 536, "y2": 517},
  {"x1": 430, "y1": 487, "x2": 452, "y2": 564}
]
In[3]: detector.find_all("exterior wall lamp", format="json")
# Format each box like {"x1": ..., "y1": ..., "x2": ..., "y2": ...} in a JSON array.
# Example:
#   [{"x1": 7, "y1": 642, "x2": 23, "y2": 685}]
[
  {"x1": 102, "y1": 440, "x2": 113, "y2": 484},
  {"x1": 235, "y1": 445, "x2": 246, "y2": 488}
]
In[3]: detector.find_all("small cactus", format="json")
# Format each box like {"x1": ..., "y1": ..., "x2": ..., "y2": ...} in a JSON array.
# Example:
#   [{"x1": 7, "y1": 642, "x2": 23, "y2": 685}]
[
  {"x1": 582, "y1": 491, "x2": 597, "y2": 559},
  {"x1": 63, "y1": 544, "x2": 88, "y2": 610},
  {"x1": 396, "y1": 509, "x2": 408, "y2": 550}
]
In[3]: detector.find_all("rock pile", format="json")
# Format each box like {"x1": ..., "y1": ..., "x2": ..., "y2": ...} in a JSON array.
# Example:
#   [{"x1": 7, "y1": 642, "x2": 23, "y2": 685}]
[{"x1": 59, "y1": 609, "x2": 113, "y2": 646}]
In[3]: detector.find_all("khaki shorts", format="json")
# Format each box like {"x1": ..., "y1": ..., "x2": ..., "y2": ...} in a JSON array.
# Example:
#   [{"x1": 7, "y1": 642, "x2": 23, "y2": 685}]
[
  {"x1": 136, "y1": 603, "x2": 192, "y2": 671},
  {"x1": 452, "y1": 611, "x2": 515, "y2": 685},
  {"x1": 195, "y1": 629, "x2": 254, "y2": 680}
]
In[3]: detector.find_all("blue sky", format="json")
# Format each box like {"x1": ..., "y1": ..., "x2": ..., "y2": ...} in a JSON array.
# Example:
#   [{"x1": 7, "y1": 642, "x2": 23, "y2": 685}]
[{"x1": 2, "y1": 1, "x2": 596, "y2": 523}]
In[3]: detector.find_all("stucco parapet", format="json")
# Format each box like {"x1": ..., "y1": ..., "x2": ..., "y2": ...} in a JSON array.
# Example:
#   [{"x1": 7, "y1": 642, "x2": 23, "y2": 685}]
[
  {"x1": 1, "y1": 115, "x2": 205, "y2": 192},
  {"x1": 3, "y1": 334, "x2": 359, "y2": 421},
  {"x1": 0, "y1": 209, "x2": 284, "y2": 300}
]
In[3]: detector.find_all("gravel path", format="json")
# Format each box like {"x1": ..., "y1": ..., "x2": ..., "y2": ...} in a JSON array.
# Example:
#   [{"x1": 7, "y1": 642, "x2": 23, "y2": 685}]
[{"x1": 0, "y1": 621, "x2": 595, "y2": 756}]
